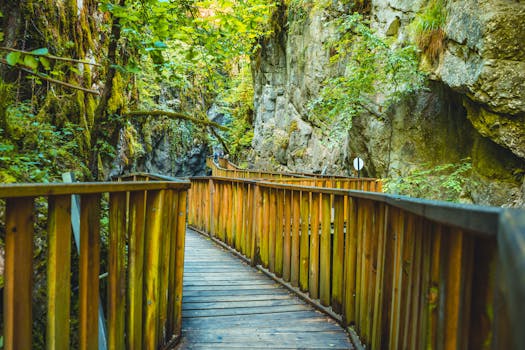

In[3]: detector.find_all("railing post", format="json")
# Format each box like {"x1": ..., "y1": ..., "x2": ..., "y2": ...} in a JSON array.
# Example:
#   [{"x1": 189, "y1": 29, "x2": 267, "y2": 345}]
[
  {"x1": 4, "y1": 198, "x2": 34, "y2": 350},
  {"x1": 47, "y1": 195, "x2": 72, "y2": 350},
  {"x1": 127, "y1": 190, "x2": 146, "y2": 350},
  {"x1": 79, "y1": 194, "x2": 101, "y2": 350}
]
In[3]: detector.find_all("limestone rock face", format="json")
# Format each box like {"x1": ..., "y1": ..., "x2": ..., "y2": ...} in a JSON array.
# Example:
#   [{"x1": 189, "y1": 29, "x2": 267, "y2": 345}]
[{"x1": 250, "y1": 0, "x2": 525, "y2": 206}]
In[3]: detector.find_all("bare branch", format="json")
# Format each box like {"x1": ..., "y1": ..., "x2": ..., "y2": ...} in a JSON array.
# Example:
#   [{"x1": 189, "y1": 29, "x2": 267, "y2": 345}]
[{"x1": 0, "y1": 58, "x2": 101, "y2": 95}]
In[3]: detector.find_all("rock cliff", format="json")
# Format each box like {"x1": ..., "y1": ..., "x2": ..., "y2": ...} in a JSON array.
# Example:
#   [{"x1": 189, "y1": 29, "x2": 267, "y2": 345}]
[{"x1": 250, "y1": 0, "x2": 525, "y2": 206}]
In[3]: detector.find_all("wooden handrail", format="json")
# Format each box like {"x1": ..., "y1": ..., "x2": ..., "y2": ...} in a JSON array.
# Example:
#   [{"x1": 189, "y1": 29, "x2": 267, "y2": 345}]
[
  {"x1": 206, "y1": 156, "x2": 356, "y2": 179},
  {"x1": 1, "y1": 177, "x2": 190, "y2": 349},
  {"x1": 187, "y1": 176, "x2": 523, "y2": 349}
]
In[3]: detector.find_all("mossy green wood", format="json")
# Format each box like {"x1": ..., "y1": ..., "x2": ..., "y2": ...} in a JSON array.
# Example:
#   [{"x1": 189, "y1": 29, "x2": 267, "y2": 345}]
[
  {"x1": 299, "y1": 191, "x2": 310, "y2": 292},
  {"x1": 4, "y1": 198, "x2": 34, "y2": 350},
  {"x1": 108, "y1": 192, "x2": 127, "y2": 349},
  {"x1": 79, "y1": 194, "x2": 101, "y2": 350},
  {"x1": 127, "y1": 190, "x2": 146, "y2": 350},
  {"x1": 47, "y1": 195, "x2": 71, "y2": 350}
]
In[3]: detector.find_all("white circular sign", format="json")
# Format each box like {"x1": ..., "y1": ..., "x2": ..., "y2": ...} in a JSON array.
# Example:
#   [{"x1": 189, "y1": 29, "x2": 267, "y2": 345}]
[{"x1": 353, "y1": 157, "x2": 364, "y2": 171}]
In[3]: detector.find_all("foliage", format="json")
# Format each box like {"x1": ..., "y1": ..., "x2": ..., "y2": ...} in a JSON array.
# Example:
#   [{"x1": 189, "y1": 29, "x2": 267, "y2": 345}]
[
  {"x1": 383, "y1": 158, "x2": 474, "y2": 202},
  {"x1": 218, "y1": 60, "x2": 255, "y2": 160},
  {"x1": 408, "y1": 0, "x2": 447, "y2": 63},
  {"x1": 308, "y1": 13, "x2": 425, "y2": 138},
  {"x1": 0, "y1": 99, "x2": 87, "y2": 183}
]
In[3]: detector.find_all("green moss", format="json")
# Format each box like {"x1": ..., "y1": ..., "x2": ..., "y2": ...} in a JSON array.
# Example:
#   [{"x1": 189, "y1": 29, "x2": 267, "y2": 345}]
[
  {"x1": 409, "y1": 0, "x2": 447, "y2": 63},
  {"x1": 107, "y1": 72, "x2": 126, "y2": 114},
  {"x1": 472, "y1": 137, "x2": 521, "y2": 183}
]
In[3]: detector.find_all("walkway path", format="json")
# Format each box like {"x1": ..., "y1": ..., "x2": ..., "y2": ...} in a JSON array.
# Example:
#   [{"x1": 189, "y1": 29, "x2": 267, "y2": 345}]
[{"x1": 177, "y1": 228, "x2": 354, "y2": 349}]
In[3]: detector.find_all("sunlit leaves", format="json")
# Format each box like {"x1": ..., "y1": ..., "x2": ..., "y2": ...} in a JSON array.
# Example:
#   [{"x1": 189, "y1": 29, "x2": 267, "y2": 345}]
[{"x1": 6, "y1": 52, "x2": 21, "y2": 66}]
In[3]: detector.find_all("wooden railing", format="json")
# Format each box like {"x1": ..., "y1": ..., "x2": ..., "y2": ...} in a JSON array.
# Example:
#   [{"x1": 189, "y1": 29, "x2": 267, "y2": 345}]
[
  {"x1": 207, "y1": 157, "x2": 354, "y2": 180},
  {"x1": 188, "y1": 176, "x2": 524, "y2": 349},
  {"x1": 1, "y1": 179, "x2": 190, "y2": 349}
]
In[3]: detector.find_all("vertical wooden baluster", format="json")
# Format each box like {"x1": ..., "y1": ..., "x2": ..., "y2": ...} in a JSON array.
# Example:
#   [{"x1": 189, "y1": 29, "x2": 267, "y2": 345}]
[
  {"x1": 252, "y1": 185, "x2": 263, "y2": 265},
  {"x1": 389, "y1": 208, "x2": 404, "y2": 350},
  {"x1": 275, "y1": 189, "x2": 284, "y2": 277},
  {"x1": 343, "y1": 197, "x2": 357, "y2": 325},
  {"x1": 427, "y1": 224, "x2": 443, "y2": 350},
  {"x1": 400, "y1": 213, "x2": 416, "y2": 350},
  {"x1": 143, "y1": 190, "x2": 164, "y2": 349},
  {"x1": 320, "y1": 193, "x2": 331, "y2": 306},
  {"x1": 127, "y1": 190, "x2": 146, "y2": 350},
  {"x1": 167, "y1": 191, "x2": 180, "y2": 337},
  {"x1": 47, "y1": 195, "x2": 71, "y2": 350},
  {"x1": 444, "y1": 228, "x2": 471, "y2": 350},
  {"x1": 299, "y1": 190, "x2": 310, "y2": 292},
  {"x1": 261, "y1": 188, "x2": 270, "y2": 267},
  {"x1": 309, "y1": 192, "x2": 320, "y2": 299},
  {"x1": 4, "y1": 198, "x2": 34, "y2": 350},
  {"x1": 283, "y1": 190, "x2": 292, "y2": 281},
  {"x1": 160, "y1": 190, "x2": 175, "y2": 345},
  {"x1": 416, "y1": 219, "x2": 432, "y2": 350},
  {"x1": 209, "y1": 179, "x2": 215, "y2": 234},
  {"x1": 236, "y1": 182, "x2": 244, "y2": 252},
  {"x1": 108, "y1": 192, "x2": 127, "y2": 349},
  {"x1": 226, "y1": 181, "x2": 233, "y2": 245},
  {"x1": 332, "y1": 195, "x2": 344, "y2": 313},
  {"x1": 408, "y1": 216, "x2": 424, "y2": 350},
  {"x1": 359, "y1": 200, "x2": 373, "y2": 342},
  {"x1": 355, "y1": 199, "x2": 363, "y2": 328},
  {"x1": 291, "y1": 190, "x2": 301, "y2": 287},
  {"x1": 269, "y1": 189, "x2": 277, "y2": 272},
  {"x1": 371, "y1": 203, "x2": 388, "y2": 349},
  {"x1": 174, "y1": 191, "x2": 187, "y2": 335},
  {"x1": 80, "y1": 194, "x2": 101, "y2": 350}
]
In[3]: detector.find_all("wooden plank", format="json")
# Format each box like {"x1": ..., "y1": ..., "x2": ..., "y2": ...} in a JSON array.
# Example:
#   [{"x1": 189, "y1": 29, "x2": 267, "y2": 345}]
[
  {"x1": 143, "y1": 190, "x2": 164, "y2": 349},
  {"x1": 127, "y1": 190, "x2": 146, "y2": 350},
  {"x1": 309, "y1": 193, "x2": 320, "y2": 299},
  {"x1": 79, "y1": 194, "x2": 101, "y2": 350},
  {"x1": 108, "y1": 192, "x2": 127, "y2": 350},
  {"x1": 47, "y1": 195, "x2": 71, "y2": 350},
  {"x1": 4, "y1": 198, "x2": 34, "y2": 350},
  {"x1": 291, "y1": 190, "x2": 301, "y2": 287},
  {"x1": 371, "y1": 204, "x2": 387, "y2": 349},
  {"x1": 320, "y1": 194, "x2": 331, "y2": 306},
  {"x1": 181, "y1": 228, "x2": 353, "y2": 349},
  {"x1": 299, "y1": 190, "x2": 310, "y2": 292},
  {"x1": 444, "y1": 228, "x2": 464, "y2": 350},
  {"x1": 253, "y1": 185, "x2": 263, "y2": 265},
  {"x1": 331, "y1": 195, "x2": 344, "y2": 313}
]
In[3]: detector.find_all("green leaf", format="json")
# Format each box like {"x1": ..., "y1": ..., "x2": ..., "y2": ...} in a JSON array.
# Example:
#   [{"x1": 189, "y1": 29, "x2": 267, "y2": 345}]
[
  {"x1": 30, "y1": 48, "x2": 49, "y2": 56},
  {"x1": 40, "y1": 56, "x2": 51, "y2": 70},
  {"x1": 24, "y1": 55, "x2": 39, "y2": 70},
  {"x1": 6, "y1": 52, "x2": 21, "y2": 66},
  {"x1": 153, "y1": 41, "x2": 168, "y2": 49}
]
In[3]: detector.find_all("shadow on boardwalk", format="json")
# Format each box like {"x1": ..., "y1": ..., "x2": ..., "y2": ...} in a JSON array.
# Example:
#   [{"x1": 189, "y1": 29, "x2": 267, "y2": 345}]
[{"x1": 177, "y1": 228, "x2": 353, "y2": 349}]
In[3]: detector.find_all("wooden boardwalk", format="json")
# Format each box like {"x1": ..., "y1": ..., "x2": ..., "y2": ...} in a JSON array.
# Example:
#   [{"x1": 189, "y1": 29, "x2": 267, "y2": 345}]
[{"x1": 177, "y1": 228, "x2": 354, "y2": 349}]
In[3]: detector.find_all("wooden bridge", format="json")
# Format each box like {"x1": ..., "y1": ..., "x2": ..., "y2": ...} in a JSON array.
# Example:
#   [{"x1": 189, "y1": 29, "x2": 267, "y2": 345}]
[{"x1": 0, "y1": 159, "x2": 524, "y2": 349}]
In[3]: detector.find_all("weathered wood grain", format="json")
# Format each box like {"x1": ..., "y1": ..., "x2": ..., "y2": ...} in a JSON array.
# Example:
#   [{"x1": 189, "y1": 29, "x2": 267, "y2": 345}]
[{"x1": 179, "y1": 229, "x2": 353, "y2": 349}]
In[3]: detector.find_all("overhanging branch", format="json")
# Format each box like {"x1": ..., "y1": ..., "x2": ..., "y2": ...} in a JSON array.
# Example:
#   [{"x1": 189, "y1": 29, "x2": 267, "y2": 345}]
[{"x1": 123, "y1": 110, "x2": 228, "y2": 131}]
